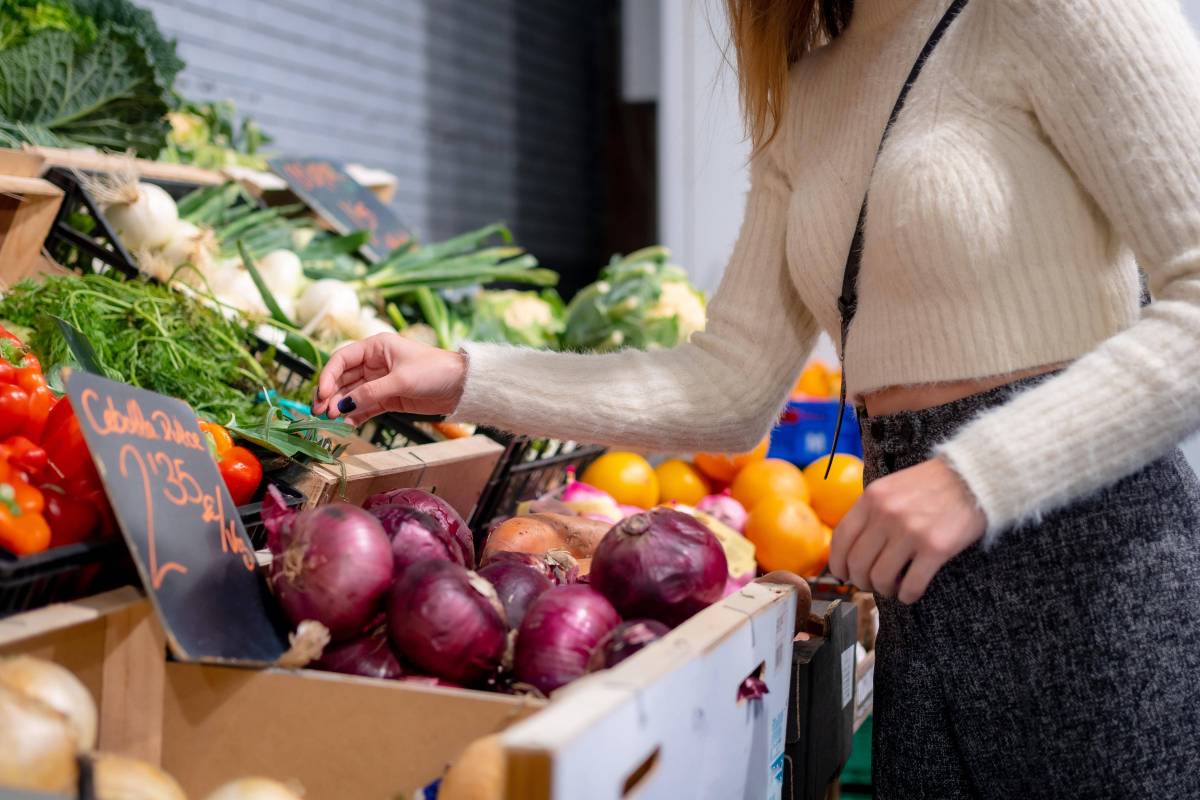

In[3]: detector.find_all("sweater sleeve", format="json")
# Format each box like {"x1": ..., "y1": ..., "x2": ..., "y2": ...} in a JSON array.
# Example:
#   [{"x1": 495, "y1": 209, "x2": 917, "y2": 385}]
[
  {"x1": 937, "y1": 0, "x2": 1200, "y2": 540},
  {"x1": 450, "y1": 148, "x2": 818, "y2": 454}
]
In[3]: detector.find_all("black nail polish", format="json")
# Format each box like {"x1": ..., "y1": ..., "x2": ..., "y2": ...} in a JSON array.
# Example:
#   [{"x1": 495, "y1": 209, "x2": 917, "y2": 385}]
[{"x1": 337, "y1": 396, "x2": 357, "y2": 414}]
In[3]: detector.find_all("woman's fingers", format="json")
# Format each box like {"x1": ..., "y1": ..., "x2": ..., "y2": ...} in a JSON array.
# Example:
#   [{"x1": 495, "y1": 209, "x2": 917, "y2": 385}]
[
  {"x1": 868, "y1": 539, "x2": 916, "y2": 599},
  {"x1": 829, "y1": 495, "x2": 869, "y2": 581},
  {"x1": 897, "y1": 554, "x2": 943, "y2": 605},
  {"x1": 314, "y1": 341, "x2": 368, "y2": 413},
  {"x1": 343, "y1": 371, "x2": 409, "y2": 426},
  {"x1": 845, "y1": 524, "x2": 887, "y2": 592}
]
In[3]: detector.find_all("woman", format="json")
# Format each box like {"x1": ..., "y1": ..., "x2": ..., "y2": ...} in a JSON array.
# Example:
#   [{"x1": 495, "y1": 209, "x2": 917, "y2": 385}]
[{"x1": 316, "y1": 0, "x2": 1200, "y2": 795}]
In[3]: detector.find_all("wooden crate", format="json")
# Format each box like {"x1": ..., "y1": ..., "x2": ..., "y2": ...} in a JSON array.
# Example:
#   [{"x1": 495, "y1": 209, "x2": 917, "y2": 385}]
[
  {"x1": 0, "y1": 174, "x2": 64, "y2": 287},
  {"x1": 22, "y1": 145, "x2": 225, "y2": 186},
  {"x1": 283, "y1": 434, "x2": 505, "y2": 517}
]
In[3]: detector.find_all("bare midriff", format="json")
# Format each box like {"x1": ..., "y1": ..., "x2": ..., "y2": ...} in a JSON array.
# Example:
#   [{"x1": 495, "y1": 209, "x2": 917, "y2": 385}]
[{"x1": 860, "y1": 362, "x2": 1068, "y2": 417}]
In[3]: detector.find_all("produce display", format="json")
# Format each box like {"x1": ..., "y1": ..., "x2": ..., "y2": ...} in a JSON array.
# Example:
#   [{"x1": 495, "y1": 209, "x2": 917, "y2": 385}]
[{"x1": 259, "y1": 483, "x2": 738, "y2": 698}]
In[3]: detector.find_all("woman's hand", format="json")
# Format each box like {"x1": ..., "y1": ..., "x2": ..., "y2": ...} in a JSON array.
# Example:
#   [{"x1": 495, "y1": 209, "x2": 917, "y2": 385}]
[
  {"x1": 828, "y1": 457, "x2": 986, "y2": 604},
  {"x1": 312, "y1": 334, "x2": 467, "y2": 425}
]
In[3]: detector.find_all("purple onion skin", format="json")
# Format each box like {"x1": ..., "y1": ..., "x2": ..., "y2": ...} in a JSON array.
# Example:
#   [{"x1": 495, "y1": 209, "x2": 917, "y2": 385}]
[
  {"x1": 364, "y1": 489, "x2": 474, "y2": 567},
  {"x1": 314, "y1": 626, "x2": 404, "y2": 680},
  {"x1": 388, "y1": 560, "x2": 507, "y2": 686},
  {"x1": 370, "y1": 504, "x2": 462, "y2": 579},
  {"x1": 514, "y1": 585, "x2": 620, "y2": 695},
  {"x1": 478, "y1": 562, "x2": 553, "y2": 629},
  {"x1": 268, "y1": 503, "x2": 394, "y2": 641},
  {"x1": 590, "y1": 508, "x2": 728, "y2": 629},
  {"x1": 482, "y1": 550, "x2": 579, "y2": 586},
  {"x1": 587, "y1": 619, "x2": 669, "y2": 672}
]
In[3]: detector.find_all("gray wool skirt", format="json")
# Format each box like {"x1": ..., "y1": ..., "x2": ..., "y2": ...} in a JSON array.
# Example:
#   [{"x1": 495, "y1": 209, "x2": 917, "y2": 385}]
[{"x1": 860, "y1": 374, "x2": 1200, "y2": 799}]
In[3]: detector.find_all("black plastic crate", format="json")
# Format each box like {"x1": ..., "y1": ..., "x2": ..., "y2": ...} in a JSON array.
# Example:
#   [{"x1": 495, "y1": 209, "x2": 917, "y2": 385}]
[
  {"x1": 468, "y1": 430, "x2": 606, "y2": 535},
  {"x1": 0, "y1": 538, "x2": 134, "y2": 618},
  {"x1": 239, "y1": 478, "x2": 306, "y2": 550}
]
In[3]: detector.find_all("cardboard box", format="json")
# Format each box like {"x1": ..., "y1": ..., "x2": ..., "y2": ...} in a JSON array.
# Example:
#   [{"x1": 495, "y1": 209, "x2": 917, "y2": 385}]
[
  {"x1": 0, "y1": 590, "x2": 543, "y2": 798},
  {"x1": 0, "y1": 174, "x2": 64, "y2": 286},
  {"x1": 283, "y1": 435, "x2": 504, "y2": 517},
  {"x1": 502, "y1": 581, "x2": 798, "y2": 800},
  {"x1": 784, "y1": 599, "x2": 858, "y2": 800}
]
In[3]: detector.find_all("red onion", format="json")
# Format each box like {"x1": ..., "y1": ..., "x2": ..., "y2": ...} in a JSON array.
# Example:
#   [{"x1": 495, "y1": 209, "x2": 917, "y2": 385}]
[
  {"x1": 587, "y1": 619, "x2": 669, "y2": 672},
  {"x1": 388, "y1": 560, "x2": 507, "y2": 686},
  {"x1": 264, "y1": 487, "x2": 393, "y2": 640},
  {"x1": 370, "y1": 504, "x2": 463, "y2": 579},
  {"x1": 314, "y1": 625, "x2": 404, "y2": 680},
  {"x1": 478, "y1": 562, "x2": 553, "y2": 629},
  {"x1": 514, "y1": 585, "x2": 620, "y2": 695},
  {"x1": 482, "y1": 549, "x2": 579, "y2": 585},
  {"x1": 364, "y1": 488, "x2": 474, "y2": 567},
  {"x1": 738, "y1": 676, "x2": 769, "y2": 701},
  {"x1": 590, "y1": 508, "x2": 727, "y2": 628}
]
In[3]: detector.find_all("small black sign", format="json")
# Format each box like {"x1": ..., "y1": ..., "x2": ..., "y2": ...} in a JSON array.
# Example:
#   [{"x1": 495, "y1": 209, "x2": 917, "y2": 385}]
[
  {"x1": 66, "y1": 371, "x2": 286, "y2": 664},
  {"x1": 268, "y1": 156, "x2": 410, "y2": 262}
]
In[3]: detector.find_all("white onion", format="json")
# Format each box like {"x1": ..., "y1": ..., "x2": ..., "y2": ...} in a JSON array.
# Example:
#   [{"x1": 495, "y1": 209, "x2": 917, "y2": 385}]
[
  {"x1": 203, "y1": 777, "x2": 305, "y2": 800},
  {"x1": 399, "y1": 323, "x2": 438, "y2": 347},
  {"x1": 296, "y1": 279, "x2": 361, "y2": 337},
  {"x1": 216, "y1": 270, "x2": 269, "y2": 316},
  {"x1": 353, "y1": 307, "x2": 395, "y2": 339},
  {"x1": 256, "y1": 250, "x2": 305, "y2": 300},
  {"x1": 92, "y1": 753, "x2": 188, "y2": 800},
  {"x1": 291, "y1": 227, "x2": 317, "y2": 252},
  {"x1": 0, "y1": 683, "x2": 77, "y2": 792},
  {"x1": 0, "y1": 655, "x2": 97, "y2": 750},
  {"x1": 106, "y1": 182, "x2": 179, "y2": 251}
]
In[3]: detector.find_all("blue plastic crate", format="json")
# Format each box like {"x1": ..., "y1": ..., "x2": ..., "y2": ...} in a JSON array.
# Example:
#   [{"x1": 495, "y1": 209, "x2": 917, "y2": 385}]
[{"x1": 768, "y1": 400, "x2": 863, "y2": 469}]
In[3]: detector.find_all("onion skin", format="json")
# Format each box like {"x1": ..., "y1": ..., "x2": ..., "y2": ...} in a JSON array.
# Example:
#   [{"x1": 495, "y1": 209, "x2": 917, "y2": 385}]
[
  {"x1": 370, "y1": 504, "x2": 462, "y2": 578},
  {"x1": 0, "y1": 655, "x2": 97, "y2": 750},
  {"x1": 482, "y1": 513, "x2": 609, "y2": 564},
  {"x1": 203, "y1": 777, "x2": 304, "y2": 800},
  {"x1": 266, "y1": 491, "x2": 394, "y2": 641},
  {"x1": 364, "y1": 488, "x2": 474, "y2": 567},
  {"x1": 92, "y1": 753, "x2": 188, "y2": 800},
  {"x1": 478, "y1": 561, "x2": 553, "y2": 629},
  {"x1": 590, "y1": 508, "x2": 727, "y2": 628},
  {"x1": 481, "y1": 549, "x2": 579, "y2": 585},
  {"x1": 0, "y1": 683, "x2": 77, "y2": 792},
  {"x1": 388, "y1": 560, "x2": 507, "y2": 686},
  {"x1": 587, "y1": 619, "x2": 669, "y2": 672},
  {"x1": 514, "y1": 585, "x2": 620, "y2": 695},
  {"x1": 313, "y1": 626, "x2": 404, "y2": 680}
]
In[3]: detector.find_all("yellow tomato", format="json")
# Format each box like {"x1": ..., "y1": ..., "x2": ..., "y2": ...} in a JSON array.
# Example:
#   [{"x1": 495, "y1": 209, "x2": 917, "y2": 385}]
[
  {"x1": 802, "y1": 454, "x2": 864, "y2": 527},
  {"x1": 655, "y1": 460, "x2": 711, "y2": 506},
  {"x1": 731, "y1": 458, "x2": 810, "y2": 511},
  {"x1": 581, "y1": 452, "x2": 659, "y2": 509}
]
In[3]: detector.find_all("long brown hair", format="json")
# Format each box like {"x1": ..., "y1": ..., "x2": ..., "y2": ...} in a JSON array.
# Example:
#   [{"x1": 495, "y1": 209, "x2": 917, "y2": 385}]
[{"x1": 725, "y1": 0, "x2": 855, "y2": 153}]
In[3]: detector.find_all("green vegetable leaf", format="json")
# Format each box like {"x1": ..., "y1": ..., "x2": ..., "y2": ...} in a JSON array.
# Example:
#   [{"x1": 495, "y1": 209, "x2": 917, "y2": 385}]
[
  {"x1": 51, "y1": 316, "x2": 106, "y2": 375},
  {"x1": 227, "y1": 413, "x2": 351, "y2": 464},
  {"x1": 0, "y1": 27, "x2": 170, "y2": 156},
  {"x1": 238, "y1": 240, "x2": 295, "y2": 328},
  {"x1": 69, "y1": 0, "x2": 184, "y2": 88}
]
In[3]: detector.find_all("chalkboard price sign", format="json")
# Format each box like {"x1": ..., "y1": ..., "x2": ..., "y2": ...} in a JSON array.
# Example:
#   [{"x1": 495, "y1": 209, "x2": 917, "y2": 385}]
[
  {"x1": 268, "y1": 156, "x2": 410, "y2": 261},
  {"x1": 66, "y1": 371, "x2": 287, "y2": 664}
]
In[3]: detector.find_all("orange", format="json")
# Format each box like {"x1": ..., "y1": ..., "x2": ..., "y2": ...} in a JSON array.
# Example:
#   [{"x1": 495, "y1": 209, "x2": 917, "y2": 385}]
[
  {"x1": 744, "y1": 495, "x2": 827, "y2": 575},
  {"x1": 802, "y1": 454, "x2": 864, "y2": 527},
  {"x1": 693, "y1": 436, "x2": 770, "y2": 483},
  {"x1": 655, "y1": 460, "x2": 710, "y2": 506},
  {"x1": 731, "y1": 458, "x2": 809, "y2": 511},
  {"x1": 791, "y1": 362, "x2": 831, "y2": 399},
  {"x1": 581, "y1": 452, "x2": 659, "y2": 509},
  {"x1": 826, "y1": 370, "x2": 843, "y2": 400}
]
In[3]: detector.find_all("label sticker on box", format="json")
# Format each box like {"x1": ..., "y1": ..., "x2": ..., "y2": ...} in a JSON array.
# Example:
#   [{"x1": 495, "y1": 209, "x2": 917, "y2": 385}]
[{"x1": 841, "y1": 645, "x2": 855, "y2": 708}]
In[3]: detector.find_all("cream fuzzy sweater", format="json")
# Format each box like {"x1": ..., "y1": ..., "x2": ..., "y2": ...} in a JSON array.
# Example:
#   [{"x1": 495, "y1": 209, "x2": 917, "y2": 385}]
[{"x1": 453, "y1": 0, "x2": 1200, "y2": 540}]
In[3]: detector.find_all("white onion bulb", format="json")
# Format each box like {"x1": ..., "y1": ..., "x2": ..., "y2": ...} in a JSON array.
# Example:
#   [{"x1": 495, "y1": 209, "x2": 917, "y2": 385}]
[
  {"x1": 0, "y1": 683, "x2": 77, "y2": 792},
  {"x1": 296, "y1": 279, "x2": 361, "y2": 337},
  {"x1": 256, "y1": 250, "x2": 305, "y2": 300},
  {"x1": 0, "y1": 656, "x2": 97, "y2": 750},
  {"x1": 105, "y1": 182, "x2": 179, "y2": 251},
  {"x1": 92, "y1": 753, "x2": 188, "y2": 800},
  {"x1": 202, "y1": 777, "x2": 305, "y2": 800}
]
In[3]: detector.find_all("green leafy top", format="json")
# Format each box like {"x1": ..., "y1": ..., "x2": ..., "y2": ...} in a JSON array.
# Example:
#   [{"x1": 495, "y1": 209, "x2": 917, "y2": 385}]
[
  {"x1": 0, "y1": 0, "x2": 96, "y2": 50},
  {"x1": 0, "y1": 26, "x2": 171, "y2": 155},
  {"x1": 69, "y1": 0, "x2": 183, "y2": 88}
]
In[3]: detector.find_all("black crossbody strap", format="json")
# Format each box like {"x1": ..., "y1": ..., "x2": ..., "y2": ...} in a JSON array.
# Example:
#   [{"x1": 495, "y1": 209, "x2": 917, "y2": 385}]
[{"x1": 825, "y1": 0, "x2": 970, "y2": 477}]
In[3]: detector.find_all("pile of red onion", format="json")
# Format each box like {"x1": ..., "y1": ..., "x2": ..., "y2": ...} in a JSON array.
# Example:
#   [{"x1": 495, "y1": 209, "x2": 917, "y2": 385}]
[{"x1": 263, "y1": 488, "x2": 734, "y2": 696}]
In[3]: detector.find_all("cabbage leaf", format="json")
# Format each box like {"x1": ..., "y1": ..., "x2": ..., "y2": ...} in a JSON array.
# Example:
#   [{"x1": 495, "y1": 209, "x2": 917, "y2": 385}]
[{"x1": 0, "y1": 27, "x2": 170, "y2": 155}]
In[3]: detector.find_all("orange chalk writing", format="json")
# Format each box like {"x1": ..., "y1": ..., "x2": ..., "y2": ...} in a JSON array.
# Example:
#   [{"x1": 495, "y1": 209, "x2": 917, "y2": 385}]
[
  {"x1": 284, "y1": 161, "x2": 340, "y2": 191},
  {"x1": 338, "y1": 199, "x2": 378, "y2": 232},
  {"x1": 120, "y1": 443, "x2": 188, "y2": 589},
  {"x1": 151, "y1": 410, "x2": 203, "y2": 451},
  {"x1": 81, "y1": 389, "x2": 159, "y2": 441},
  {"x1": 383, "y1": 232, "x2": 410, "y2": 250}
]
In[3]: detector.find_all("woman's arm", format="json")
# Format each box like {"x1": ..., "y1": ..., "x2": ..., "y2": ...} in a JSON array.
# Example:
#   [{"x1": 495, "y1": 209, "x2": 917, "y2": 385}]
[
  {"x1": 449, "y1": 149, "x2": 819, "y2": 453},
  {"x1": 936, "y1": 0, "x2": 1200, "y2": 540}
]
